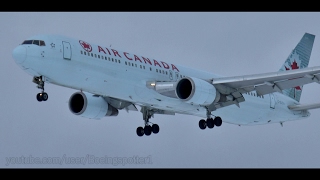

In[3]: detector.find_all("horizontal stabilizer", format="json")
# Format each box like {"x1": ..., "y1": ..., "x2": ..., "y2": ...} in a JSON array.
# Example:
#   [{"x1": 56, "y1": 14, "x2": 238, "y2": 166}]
[{"x1": 288, "y1": 103, "x2": 320, "y2": 111}]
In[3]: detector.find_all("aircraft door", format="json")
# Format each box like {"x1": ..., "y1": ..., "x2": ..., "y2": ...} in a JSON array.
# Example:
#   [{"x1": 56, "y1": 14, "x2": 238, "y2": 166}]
[
  {"x1": 175, "y1": 72, "x2": 179, "y2": 81},
  {"x1": 270, "y1": 93, "x2": 276, "y2": 109},
  {"x1": 62, "y1": 41, "x2": 72, "y2": 60},
  {"x1": 169, "y1": 70, "x2": 180, "y2": 81}
]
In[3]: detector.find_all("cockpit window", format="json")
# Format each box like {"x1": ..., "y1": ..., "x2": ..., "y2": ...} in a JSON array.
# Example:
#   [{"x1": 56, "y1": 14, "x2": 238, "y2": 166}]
[
  {"x1": 22, "y1": 40, "x2": 46, "y2": 46},
  {"x1": 33, "y1": 40, "x2": 40, "y2": 45},
  {"x1": 22, "y1": 40, "x2": 33, "y2": 44},
  {"x1": 40, "y1": 41, "x2": 45, "y2": 46}
]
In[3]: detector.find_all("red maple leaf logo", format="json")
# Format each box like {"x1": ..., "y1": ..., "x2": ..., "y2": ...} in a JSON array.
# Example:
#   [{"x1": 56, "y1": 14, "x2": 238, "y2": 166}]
[
  {"x1": 291, "y1": 60, "x2": 299, "y2": 70},
  {"x1": 285, "y1": 59, "x2": 301, "y2": 90},
  {"x1": 79, "y1": 40, "x2": 92, "y2": 52}
]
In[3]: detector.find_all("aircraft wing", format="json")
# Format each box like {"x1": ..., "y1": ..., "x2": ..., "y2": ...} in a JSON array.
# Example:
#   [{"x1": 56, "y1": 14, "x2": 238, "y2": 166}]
[
  {"x1": 149, "y1": 66, "x2": 320, "y2": 110},
  {"x1": 211, "y1": 66, "x2": 320, "y2": 96}
]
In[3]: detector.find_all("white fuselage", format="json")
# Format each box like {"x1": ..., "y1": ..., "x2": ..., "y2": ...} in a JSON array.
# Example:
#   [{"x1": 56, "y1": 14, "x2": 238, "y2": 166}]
[{"x1": 12, "y1": 34, "x2": 310, "y2": 126}]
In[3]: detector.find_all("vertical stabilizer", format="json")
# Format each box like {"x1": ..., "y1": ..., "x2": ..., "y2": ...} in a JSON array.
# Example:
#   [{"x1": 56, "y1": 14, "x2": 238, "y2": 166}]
[{"x1": 279, "y1": 33, "x2": 315, "y2": 102}]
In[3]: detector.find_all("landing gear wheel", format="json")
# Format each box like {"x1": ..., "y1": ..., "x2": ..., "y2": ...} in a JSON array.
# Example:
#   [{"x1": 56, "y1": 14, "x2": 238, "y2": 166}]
[
  {"x1": 33, "y1": 76, "x2": 48, "y2": 102},
  {"x1": 199, "y1": 119, "x2": 206, "y2": 130},
  {"x1": 206, "y1": 118, "x2": 214, "y2": 129},
  {"x1": 36, "y1": 92, "x2": 48, "y2": 102},
  {"x1": 41, "y1": 92, "x2": 48, "y2": 101},
  {"x1": 152, "y1": 124, "x2": 159, "y2": 134},
  {"x1": 214, "y1": 116, "x2": 222, "y2": 126},
  {"x1": 144, "y1": 125, "x2": 152, "y2": 136},
  {"x1": 36, "y1": 93, "x2": 42, "y2": 102},
  {"x1": 136, "y1": 126, "x2": 144, "y2": 137}
]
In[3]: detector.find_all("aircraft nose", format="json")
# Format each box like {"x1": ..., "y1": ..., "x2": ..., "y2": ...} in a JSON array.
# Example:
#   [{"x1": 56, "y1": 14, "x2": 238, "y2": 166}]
[{"x1": 12, "y1": 46, "x2": 27, "y2": 64}]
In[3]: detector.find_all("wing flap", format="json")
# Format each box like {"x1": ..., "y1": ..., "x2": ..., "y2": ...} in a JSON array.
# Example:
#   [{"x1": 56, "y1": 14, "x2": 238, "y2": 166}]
[
  {"x1": 125, "y1": 104, "x2": 138, "y2": 111},
  {"x1": 254, "y1": 76, "x2": 317, "y2": 95},
  {"x1": 211, "y1": 66, "x2": 320, "y2": 95}
]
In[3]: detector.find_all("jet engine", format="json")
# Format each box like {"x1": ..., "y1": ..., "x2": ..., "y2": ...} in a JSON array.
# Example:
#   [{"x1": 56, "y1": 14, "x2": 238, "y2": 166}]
[
  {"x1": 175, "y1": 77, "x2": 220, "y2": 106},
  {"x1": 68, "y1": 91, "x2": 119, "y2": 119}
]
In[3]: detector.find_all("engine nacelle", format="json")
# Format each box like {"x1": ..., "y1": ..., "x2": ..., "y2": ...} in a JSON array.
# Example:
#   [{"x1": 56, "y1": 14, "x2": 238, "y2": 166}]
[
  {"x1": 68, "y1": 91, "x2": 119, "y2": 120},
  {"x1": 175, "y1": 77, "x2": 219, "y2": 106}
]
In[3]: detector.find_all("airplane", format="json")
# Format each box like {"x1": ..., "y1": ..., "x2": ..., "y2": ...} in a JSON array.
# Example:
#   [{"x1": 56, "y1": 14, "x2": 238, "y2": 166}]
[{"x1": 12, "y1": 32, "x2": 320, "y2": 137}]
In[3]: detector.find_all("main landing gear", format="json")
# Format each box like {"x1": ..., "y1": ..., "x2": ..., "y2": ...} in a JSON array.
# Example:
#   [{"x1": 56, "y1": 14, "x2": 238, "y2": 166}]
[
  {"x1": 198, "y1": 108, "x2": 223, "y2": 130},
  {"x1": 33, "y1": 76, "x2": 48, "y2": 102},
  {"x1": 199, "y1": 116, "x2": 222, "y2": 130},
  {"x1": 136, "y1": 107, "x2": 160, "y2": 137}
]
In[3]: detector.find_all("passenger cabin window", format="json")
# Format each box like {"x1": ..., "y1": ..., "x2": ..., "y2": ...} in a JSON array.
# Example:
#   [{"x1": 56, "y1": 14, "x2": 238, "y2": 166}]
[{"x1": 22, "y1": 40, "x2": 46, "y2": 46}]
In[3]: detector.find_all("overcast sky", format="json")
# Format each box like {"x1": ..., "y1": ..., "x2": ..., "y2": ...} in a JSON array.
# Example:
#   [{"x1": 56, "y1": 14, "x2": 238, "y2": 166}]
[{"x1": 2, "y1": 12, "x2": 320, "y2": 168}]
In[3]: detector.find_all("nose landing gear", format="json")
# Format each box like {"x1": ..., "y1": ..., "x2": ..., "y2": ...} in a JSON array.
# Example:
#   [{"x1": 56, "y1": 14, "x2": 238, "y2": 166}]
[
  {"x1": 36, "y1": 92, "x2": 48, "y2": 101},
  {"x1": 33, "y1": 76, "x2": 48, "y2": 102}
]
